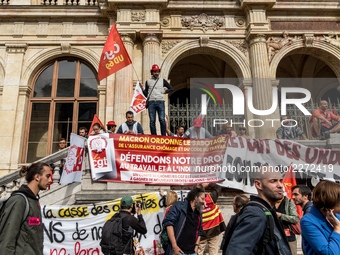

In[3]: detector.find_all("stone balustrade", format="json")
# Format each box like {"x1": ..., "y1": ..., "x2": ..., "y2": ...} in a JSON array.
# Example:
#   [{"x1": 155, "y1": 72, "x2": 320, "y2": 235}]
[
  {"x1": 0, "y1": 0, "x2": 97, "y2": 5},
  {"x1": 0, "y1": 148, "x2": 68, "y2": 201}
]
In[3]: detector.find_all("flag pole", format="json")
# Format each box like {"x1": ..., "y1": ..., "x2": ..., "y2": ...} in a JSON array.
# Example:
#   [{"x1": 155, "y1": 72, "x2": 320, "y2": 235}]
[{"x1": 131, "y1": 63, "x2": 141, "y2": 85}]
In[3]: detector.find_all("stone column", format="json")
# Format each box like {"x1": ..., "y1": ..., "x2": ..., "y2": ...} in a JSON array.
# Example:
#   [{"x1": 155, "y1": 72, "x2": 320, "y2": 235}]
[
  {"x1": 140, "y1": 32, "x2": 162, "y2": 134},
  {"x1": 112, "y1": 33, "x2": 135, "y2": 126},
  {"x1": 248, "y1": 34, "x2": 278, "y2": 138},
  {"x1": 0, "y1": 44, "x2": 27, "y2": 172},
  {"x1": 239, "y1": 79, "x2": 255, "y2": 138}
]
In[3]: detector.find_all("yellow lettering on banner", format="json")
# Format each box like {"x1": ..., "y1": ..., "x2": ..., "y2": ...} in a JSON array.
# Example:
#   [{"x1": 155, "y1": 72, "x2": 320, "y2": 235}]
[
  {"x1": 119, "y1": 135, "x2": 150, "y2": 143},
  {"x1": 150, "y1": 137, "x2": 183, "y2": 146}
]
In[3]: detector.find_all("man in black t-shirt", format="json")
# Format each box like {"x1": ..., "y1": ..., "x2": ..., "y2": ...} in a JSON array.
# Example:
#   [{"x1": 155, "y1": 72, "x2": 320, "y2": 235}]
[{"x1": 162, "y1": 187, "x2": 205, "y2": 255}]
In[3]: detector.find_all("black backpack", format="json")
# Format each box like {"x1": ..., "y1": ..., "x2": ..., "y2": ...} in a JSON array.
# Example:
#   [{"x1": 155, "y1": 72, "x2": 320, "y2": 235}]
[
  {"x1": 221, "y1": 201, "x2": 274, "y2": 255},
  {"x1": 100, "y1": 212, "x2": 132, "y2": 255}
]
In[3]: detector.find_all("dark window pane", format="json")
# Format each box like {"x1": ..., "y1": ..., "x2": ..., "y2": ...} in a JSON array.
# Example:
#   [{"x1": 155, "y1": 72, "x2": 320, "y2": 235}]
[
  {"x1": 57, "y1": 79, "x2": 75, "y2": 97},
  {"x1": 78, "y1": 103, "x2": 97, "y2": 121},
  {"x1": 80, "y1": 63, "x2": 98, "y2": 97},
  {"x1": 27, "y1": 103, "x2": 50, "y2": 162},
  {"x1": 53, "y1": 103, "x2": 73, "y2": 152},
  {"x1": 34, "y1": 65, "x2": 54, "y2": 97},
  {"x1": 57, "y1": 60, "x2": 76, "y2": 97},
  {"x1": 58, "y1": 60, "x2": 76, "y2": 78}
]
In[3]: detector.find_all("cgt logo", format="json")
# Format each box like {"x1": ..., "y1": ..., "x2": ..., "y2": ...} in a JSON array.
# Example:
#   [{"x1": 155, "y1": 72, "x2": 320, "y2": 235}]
[{"x1": 201, "y1": 84, "x2": 312, "y2": 116}]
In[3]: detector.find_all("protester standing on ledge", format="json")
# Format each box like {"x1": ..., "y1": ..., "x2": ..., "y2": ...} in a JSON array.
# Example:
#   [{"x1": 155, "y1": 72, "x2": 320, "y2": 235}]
[{"x1": 142, "y1": 64, "x2": 173, "y2": 136}]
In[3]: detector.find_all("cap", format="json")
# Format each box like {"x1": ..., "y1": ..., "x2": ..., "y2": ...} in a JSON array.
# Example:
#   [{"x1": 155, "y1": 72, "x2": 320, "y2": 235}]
[
  {"x1": 106, "y1": 121, "x2": 117, "y2": 127},
  {"x1": 151, "y1": 64, "x2": 161, "y2": 71},
  {"x1": 120, "y1": 196, "x2": 133, "y2": 207},
  {"x1": 193, "y1": 117, "x2": 203, "y2": 128}
]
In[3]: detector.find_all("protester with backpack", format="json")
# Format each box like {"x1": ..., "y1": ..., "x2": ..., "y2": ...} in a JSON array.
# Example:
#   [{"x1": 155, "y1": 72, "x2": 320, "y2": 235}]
[
  {"x1": 275, "y1": 196, "x2": 300, "y2": 255},
  {"x1": 100, "y1": 195, "x2": 147, "y2": 255},
  {"x1": 221, "y1": 194, "x2": 250, "y2": 254},
  {"x1": 159, "y1": 189, "x2": 179, "y2": 251},
  {"x1": 0, "y1": 162, "x2": 52, "y2": 255},
  {"x1": 225, "y1": 165, "x2": 292, "y2": 255}
]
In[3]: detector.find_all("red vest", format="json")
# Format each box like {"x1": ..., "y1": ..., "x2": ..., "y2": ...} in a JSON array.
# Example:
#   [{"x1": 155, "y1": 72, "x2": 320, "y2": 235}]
[{"x1": 202, "y1": 193, "x2": 225, "y2": 231}]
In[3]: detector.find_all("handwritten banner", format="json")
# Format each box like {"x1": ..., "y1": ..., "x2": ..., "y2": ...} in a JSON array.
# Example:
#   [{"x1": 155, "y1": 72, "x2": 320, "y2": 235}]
[
  {"x1": 218, "y1": 137, "x2": 340, "y2": 193},
  {"x1": 42, "y1": 192, "x2": 191, "y2": 255},
  {"x1": 88, "y1": 134, "x2": 226, "y2": 184}
]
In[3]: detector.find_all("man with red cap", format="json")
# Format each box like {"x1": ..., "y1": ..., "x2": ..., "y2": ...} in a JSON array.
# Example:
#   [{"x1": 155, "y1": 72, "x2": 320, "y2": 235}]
[
  {"x1": 142, "y1": 64, "x2": 173, "y2": 136},
  {"x1": 183, "y1": 116, "x2": 213, "y2": 139},
  {"x1": 106, "y1": 120, "x2": 117, "y2": 133}
]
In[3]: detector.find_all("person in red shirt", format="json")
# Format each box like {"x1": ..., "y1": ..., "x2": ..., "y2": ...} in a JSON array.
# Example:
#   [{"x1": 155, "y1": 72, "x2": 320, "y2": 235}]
[{"x1": 309, "y1": 100, "x2": 340, "y2": 140}]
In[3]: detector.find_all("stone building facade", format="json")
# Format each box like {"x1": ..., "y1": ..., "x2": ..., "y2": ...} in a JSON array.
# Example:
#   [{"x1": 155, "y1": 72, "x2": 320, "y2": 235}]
[{"x1": 0, "y1": 0, "x2": 340, "y2": 175}]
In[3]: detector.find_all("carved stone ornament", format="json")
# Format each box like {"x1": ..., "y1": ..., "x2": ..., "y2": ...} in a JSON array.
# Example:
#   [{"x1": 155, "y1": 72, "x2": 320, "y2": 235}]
[
  {"x1": 323, "y1": 33, "x2": 340, "y2": 48},
  {"x1": 267, "y1": 31, "x2": 294, "y2": 62},
  {"x1": 61, "y1": 43, "x2": 71, "y2": 54},
  {"x1": 6, "y1": 44, "x2": 27, "y2": 53},
  {"x1": 227, "y1": 40, "x2": 248, "y2": 56},
  {"x1": 162, "y1": 40, "x2": 181, "y2": 55},
  {"x1": 181, "y1": 13, "x2": 224, "y2": 32},
  {"x1": 303, "y1": 33, "x2": 314, "y2": 47},
  {"x1": 131, "y1": 11, "x2": 146, "y2": 22},
  {"x1": 161, "y1": 17, "x2": 170, "y2": 27}
]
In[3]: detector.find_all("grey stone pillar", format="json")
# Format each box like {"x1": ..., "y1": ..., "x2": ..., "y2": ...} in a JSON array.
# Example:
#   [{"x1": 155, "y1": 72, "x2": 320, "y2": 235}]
[
  {"x1": 140, "y1": 32, "x2": 162, "y2": 134},
  {"x1": 248, "y1": 34, "x2": 279, "y2": 139},
  {"x1": 113, "y1": 33, "x2": 135, "y2": 126}
]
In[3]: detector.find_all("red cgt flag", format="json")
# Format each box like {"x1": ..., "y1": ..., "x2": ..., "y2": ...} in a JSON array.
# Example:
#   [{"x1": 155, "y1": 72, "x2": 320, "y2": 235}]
[
  {"x1": 283, "y1": 164, "x2": 303, "y2": 218},
  {"x1": 130, "y1": 81, "x2": 147, "y2": 115},
  {"x1": 98, "y1": 24, "x2": 132, "y2": 81}
]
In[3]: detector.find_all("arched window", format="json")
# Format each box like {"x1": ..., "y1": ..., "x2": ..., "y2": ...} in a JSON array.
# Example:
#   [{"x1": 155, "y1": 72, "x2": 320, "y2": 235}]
[{"x1": 24, "y1": 58, "x2": 98, "y2": 163}]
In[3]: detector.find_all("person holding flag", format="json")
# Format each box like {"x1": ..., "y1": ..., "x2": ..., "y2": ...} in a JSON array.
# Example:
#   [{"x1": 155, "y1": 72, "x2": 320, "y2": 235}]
[{"x1": 142, "y1": 64, "x2": 173, "y2": 136}]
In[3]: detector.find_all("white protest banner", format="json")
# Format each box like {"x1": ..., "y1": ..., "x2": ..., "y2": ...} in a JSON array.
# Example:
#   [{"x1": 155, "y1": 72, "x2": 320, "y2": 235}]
[
  {"x1": 217, "y1": 137, "x2": 340, "y2": 193},
  {"x1": 60, "y1": 133, "x2": 86, "y2": 184},
  {"x1": 88, "y1": 134, "x2": 115, "y2": 176},
  {"x1": 42, "y1": 191, "x2": 190, "y2": 255},
  {"x1": 130, "y1": 81, "x2": 147, "y2": 115}
]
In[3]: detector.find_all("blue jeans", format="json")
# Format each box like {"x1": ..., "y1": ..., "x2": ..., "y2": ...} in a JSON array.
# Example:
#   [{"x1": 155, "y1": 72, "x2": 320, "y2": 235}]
[{"x1": 148, "y1": 101, "x2": 166, "y2": 135}]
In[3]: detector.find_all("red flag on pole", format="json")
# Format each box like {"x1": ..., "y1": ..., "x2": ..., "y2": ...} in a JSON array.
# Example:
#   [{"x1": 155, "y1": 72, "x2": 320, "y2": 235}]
[
  {"x1": 283, "y1": 164, "x2": 303, "y2": 218},
  {"x1": 88, "y1": 114, "x2": 106, "y2": 135},
  {"x1": 130, "y1": 81, "x2": 147, "y2": 115},
  {"x1": 98, "y1": 24, "x2": 132, "y2": 81}
]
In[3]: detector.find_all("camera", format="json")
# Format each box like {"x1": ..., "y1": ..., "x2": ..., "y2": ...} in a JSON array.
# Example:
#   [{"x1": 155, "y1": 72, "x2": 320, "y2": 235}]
[{"x1": 135, "y1": 200, "x2": 142, "y2": 208}]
